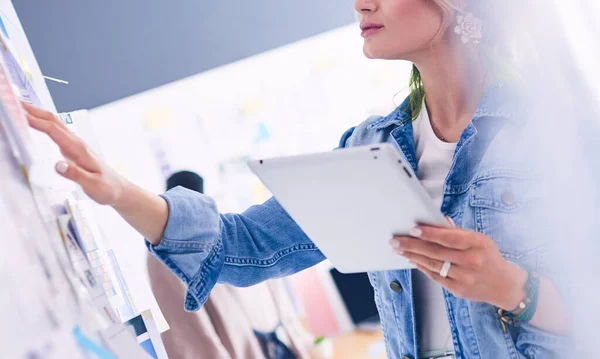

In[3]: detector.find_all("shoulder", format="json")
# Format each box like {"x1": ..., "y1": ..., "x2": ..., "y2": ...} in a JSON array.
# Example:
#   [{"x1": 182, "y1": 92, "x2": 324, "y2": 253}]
[{"x1": 337, "y1": 95, "x2": 412, "y2": 148}]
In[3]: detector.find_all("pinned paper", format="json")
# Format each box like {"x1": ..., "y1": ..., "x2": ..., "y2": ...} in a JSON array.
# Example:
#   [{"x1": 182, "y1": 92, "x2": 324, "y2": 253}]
[
  {"x1": 106, "y1": 249, "x2": 137, "y2": 319},
  {"x1": 73, "y1": 326, "x2": 117, "y2": 359},
  {"x1": 144, "y1": 108, "x2": 173, "y2": 132},
  {"x1": 310, "y1": 54, "x2": 336, "y2": 73},
  {"x1": 0, "y1": 16, "x2": 8, "y2": 38},
  {"x1": 239, "y1": 96, "x2": 266, "y2": 116},
  {"x1": 255, "y1": 122, "x2": 270, "y2": 143},
  {"x1": 0, "y1": 31, "x2": 42, "y2": 107},
  {"x1": 0, "y1": 50, "x2": 34, "y2": 169},
  {"x1": 124, "y1": 310, "x2": 168, "y2": 359},
  {"x1": 18, "y1": 57, "x2": 33, "y2": 83},
  {"x1": 251, "y1": 181, "x2": 270, "y2": 203}
]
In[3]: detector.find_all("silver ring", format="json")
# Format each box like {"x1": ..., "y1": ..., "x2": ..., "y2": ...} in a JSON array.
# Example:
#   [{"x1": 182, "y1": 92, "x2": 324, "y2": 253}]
[{"x1": 440, "y1": 261, "x2": 452, "y2": 278}]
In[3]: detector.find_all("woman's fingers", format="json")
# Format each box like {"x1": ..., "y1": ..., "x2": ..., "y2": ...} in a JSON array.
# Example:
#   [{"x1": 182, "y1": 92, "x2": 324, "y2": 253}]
[
  {"x1": 416, "y1": 264, "x2": 456, "y2": 290},
  {"x1": 26, "y1": 113, "x2": 100, "y2": 173},
  {"x1": 412, "y1": 226, "x2": 475, "y2": 250},
  {"x1": 55, "y1": 160, "x2": 93, "y2": 186},
  {"x1": 401, "y1": 251, "x2": 467, "y2": 280},
  {"x1": 391, "y1": 236, "x2": 464, "y2": 264},
  {"x1": 23, "y1": 103, "x2": 126, "y2": 206},
  {"x1": 22, "y1": 102, "x2": 69, "y2": 131}
]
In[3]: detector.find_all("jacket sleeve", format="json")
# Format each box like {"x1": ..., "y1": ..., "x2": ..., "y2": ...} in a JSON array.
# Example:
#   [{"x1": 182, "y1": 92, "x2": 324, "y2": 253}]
[
  {"x1": 146, "y1": 189, "x2": 326, "y2": 312},
  {"x1": 147, "y1": 127, "x2": 357, "y2": 312},
  {"x1": 337, "y1": 126, "x2": 356, "y2": 149}
]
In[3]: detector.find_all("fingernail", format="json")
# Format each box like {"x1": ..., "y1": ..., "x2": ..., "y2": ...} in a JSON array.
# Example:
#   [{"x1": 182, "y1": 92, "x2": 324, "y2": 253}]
[
  {"x1": 408, "y1": 227, "x2": 422, "y2": 238},
  {"x1": 388, "y1": 239, "x2": 400, "y2": 249},
  {"x1": 56, "y1": 161, "x2": 69, "y2": 174}
]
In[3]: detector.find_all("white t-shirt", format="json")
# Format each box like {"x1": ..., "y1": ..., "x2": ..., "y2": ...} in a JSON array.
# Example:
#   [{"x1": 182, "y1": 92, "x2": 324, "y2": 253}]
[{"x1": 412, "y1": 103, "x2": 456, "y2": 353}]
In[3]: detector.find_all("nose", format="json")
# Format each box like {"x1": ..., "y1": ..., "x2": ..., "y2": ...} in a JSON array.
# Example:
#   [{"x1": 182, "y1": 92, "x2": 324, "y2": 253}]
[{"x1": 353, "y1": 0, "x2": 377, "y2": 15}]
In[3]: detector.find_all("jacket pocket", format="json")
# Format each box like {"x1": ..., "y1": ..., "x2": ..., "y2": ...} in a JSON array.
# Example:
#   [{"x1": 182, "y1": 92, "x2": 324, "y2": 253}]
[{"x1": 469, "y1": 171, "x2": 547, "y2": 264}]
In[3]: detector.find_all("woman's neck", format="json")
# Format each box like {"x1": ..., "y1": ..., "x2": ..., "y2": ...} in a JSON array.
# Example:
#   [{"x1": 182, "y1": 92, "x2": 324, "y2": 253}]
[{"x1": 414, "y1": 44, "x2": 487, "y2": 142}]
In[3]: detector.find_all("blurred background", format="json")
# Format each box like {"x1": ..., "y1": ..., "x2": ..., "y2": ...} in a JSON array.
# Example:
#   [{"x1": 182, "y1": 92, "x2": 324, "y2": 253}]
[
  {"x1": 3, "y1": 0, "x2": 600, "y2": 358},
  {"x1": 11, "y1": 1, "x2": 417, "y2": 358}
]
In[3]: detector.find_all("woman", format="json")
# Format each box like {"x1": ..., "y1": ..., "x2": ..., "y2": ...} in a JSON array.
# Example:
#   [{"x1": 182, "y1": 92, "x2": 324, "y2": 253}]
[{"x1": 25, "y1": 0, "x2": 570, "y2": 358}]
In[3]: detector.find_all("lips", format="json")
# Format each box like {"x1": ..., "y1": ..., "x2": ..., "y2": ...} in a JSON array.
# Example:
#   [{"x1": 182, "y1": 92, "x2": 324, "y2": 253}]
[{"x1": 360, "y1": 22, "x2": 384, "y2": 37}]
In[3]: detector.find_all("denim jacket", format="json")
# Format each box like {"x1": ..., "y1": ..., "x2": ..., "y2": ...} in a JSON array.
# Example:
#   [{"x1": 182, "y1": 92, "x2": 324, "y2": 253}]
[{"x1": 147, "y1": 86, "x2": 568, "y2": 359}]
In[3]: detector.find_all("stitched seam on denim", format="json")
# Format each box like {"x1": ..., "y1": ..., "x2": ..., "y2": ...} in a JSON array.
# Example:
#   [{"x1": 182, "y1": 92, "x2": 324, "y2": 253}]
[
  {"x1": 368, "y1": 119, "x2": 402, "y2": 130},
  {"x1": 369, "y1": 115, "x2": 413, "y2": 131},
  {"x1": 503, "y1": 328, "x2": 520, "y2": 359},
  {"x1": 473, "y1": 110, "x2": 514, "y2": 120},
  {"x1": 519, "y1": 333, "x2": 565, "y2": 345},
  {"x1": 472, "y1": 169, "x2": 541, "y2": 182},
  {"x1": 367, "y1": 115, "x2": 392, "y2": 130},
  {"x1": 157, "y1": 238, "x2": 214, "y2": 251},
  {"x1": 474, "y1": 204, "x2": 485, "y2": 235},
  {"x1": 500, "y1": 246, "x2": 545, "y2": 261},
  {"x1": 528, "y1": 345, "x2": 539, "y2": 358},
  {"x1": 223, "y1": 243, "x2": 319, "y2": 267},
  {"x1": 472, "y1": 191, "x2": 544, "y2": 261},
  {"x1": 444, "y1": 184, "x2": 468, "y2": 195},
  {"x1": 404, "y1": 270, "x2": 417, "y2": 356},
  {"x1": 370, "y1": 273, "x2": 393, "y2": 359},
  {"x1": 185, "y1": 239, "x2": 223, "y2": 310},
  {"x1": 469, "y1": 200, "x2": 522, "y2": 212},
  {"x1": 368, "y1": 102, "x2": 411, "y2": 130},
  {"x1": 443, "y1": 291, "x2": 461, "y2": 358},
  {"x1": 442, "y1": 127, "x2": 477, "y2": 195},
  {"x1": 469, "y1": 174, "x2": 542, "y2": 211},
  {"x1": 465, "y1": 304, "x2": 483, "y2": 359},
  {"x1": 390, "y1": 126, "x2": 417, "y2": 174},
  {"x1": 367, "y1": 109, "x2": 402, "y2": 130},
  {"x1": 469, "y1": 196, "x2": 526, "y2": 212},
  {"x1": 444, "y1": 164, "x2": 541, "y2": 196}
]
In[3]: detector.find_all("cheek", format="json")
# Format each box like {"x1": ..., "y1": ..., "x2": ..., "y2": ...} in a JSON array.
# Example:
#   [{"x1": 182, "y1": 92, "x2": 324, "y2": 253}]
[{"x1": 382, "y1": 0, "x2": 445, "y2": 53}]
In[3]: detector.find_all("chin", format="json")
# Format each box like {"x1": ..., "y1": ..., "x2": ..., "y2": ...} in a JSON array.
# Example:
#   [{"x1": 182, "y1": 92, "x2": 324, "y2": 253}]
[
  {"x1": 362, "y1": 44, "x2": 380, "y2": 59},
  {"x1": 362, "y1": 44, "x2": 397, "y2": 60}
]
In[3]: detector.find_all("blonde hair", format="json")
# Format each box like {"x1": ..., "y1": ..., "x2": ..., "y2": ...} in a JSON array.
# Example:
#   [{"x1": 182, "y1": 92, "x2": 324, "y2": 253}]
[{"x1": 433, "y1": 0, "x2": 456, "y2": 32}]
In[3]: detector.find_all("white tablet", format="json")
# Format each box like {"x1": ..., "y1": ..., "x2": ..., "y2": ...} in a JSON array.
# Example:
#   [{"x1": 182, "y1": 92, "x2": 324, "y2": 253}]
[{"x1": 248, "y1": 143, "x2": 449, "y2": 273}]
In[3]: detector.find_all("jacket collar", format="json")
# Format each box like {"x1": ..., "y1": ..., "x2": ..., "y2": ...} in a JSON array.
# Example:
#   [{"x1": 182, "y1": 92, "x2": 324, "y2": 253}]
[{"x1": 366, "y1": 84, "x2": 525, "y2": 132}]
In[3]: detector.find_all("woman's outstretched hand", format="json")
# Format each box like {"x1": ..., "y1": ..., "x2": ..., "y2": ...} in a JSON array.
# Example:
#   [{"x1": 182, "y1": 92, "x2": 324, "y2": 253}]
[
  {"x1": 24, "y1": 102, "x2": 169, "y2": 245},
  {"x1": 23, "y1": 102, "x2": 127, "y2": 206}
]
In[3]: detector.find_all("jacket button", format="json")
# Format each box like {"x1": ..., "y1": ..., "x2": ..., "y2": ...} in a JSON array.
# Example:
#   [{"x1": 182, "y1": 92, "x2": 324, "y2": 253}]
[
  {"x1": 389, "y1": 281, "x2": 403, "y2": 293},
  {"x1": 501, "y1": 190, "x2": 515, "y2": 205},
  {"x1": 401, "y1": 356, "x2": 412, "y2": 359}
]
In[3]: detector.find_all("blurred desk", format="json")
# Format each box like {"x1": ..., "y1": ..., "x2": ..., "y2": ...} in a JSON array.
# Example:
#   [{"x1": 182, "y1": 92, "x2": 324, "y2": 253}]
[{"x1": 331, "y1": 330, "x2": 386, "y2": 359}]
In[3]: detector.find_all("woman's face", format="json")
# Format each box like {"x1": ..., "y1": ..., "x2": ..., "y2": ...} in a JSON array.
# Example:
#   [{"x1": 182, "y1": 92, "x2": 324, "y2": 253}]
[{"x1": 353, "y1": 0, "x2": 448, "y2": 61}]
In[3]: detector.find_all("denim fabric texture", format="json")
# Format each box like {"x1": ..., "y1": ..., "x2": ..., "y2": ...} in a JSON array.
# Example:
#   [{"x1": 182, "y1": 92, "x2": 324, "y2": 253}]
[{"x1": 147, "y1": 86, "x2": 567, "y2": 359}]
